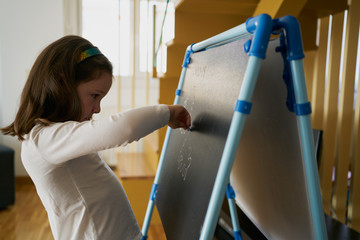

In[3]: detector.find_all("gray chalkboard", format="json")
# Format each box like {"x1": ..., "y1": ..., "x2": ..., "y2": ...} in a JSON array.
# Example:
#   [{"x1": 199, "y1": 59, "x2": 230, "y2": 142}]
[{"x1": 156, "y1": 37, "x2": 315, "y2": 240}]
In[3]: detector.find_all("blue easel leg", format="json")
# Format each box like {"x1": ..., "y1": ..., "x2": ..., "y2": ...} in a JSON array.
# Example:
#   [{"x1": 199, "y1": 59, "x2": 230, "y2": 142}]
[
  {"x1": 290, "y1": 59, "x2": 328, "y2": 240},
  {"x1": 199, "y1": 56, "x2": 263, "y2": 240},
  {"x1": 226, "y1": 183, "x2": 242, "y2": 240}
]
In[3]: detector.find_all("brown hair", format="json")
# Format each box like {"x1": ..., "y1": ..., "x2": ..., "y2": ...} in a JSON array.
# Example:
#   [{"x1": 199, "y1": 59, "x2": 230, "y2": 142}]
[{"x1": 1, "y1": 35, "x2": 113, "y2": 141}]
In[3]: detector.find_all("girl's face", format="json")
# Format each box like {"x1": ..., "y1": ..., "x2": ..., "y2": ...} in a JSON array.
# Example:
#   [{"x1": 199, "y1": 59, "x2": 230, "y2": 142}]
[{"x1": 76, "y1": 72, "x2": 112, "y2": 122}]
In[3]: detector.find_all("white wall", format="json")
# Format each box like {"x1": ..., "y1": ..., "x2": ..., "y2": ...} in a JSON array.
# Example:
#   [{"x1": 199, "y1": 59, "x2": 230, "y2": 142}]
[
  {"x1": 0, "y1": 36, "x2": 3, "y2": 144},
  {"x1": 0, "y1": 0, "x2": 64, "y2": 176}
]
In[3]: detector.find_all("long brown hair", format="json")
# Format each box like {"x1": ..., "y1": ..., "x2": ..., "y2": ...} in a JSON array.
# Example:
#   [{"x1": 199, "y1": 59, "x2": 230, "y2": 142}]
[{"x1": 1, "y1": 35, "x2": 113, "y2": 141}]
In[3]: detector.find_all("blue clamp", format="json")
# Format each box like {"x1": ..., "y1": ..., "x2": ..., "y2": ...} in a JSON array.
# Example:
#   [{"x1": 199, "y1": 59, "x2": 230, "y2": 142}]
[
  {"x1": 150, "y1": 183, "x2": 158, "y2": 201},
  {"x1": 182, "y1": 43, "x2": 195, "y2": 68},
  {"x1": 226, "y1": 184, "x2": 236, "y2": 200},
  {"x1": 272, "y1": 15, "x2": 305, "y2": 60},
  {"x1": 245, "y1": 14, "x2": 273, "y2": 59},
  {"x1": 234, "y1": 100, "x2": 252, "y2": 115},
  {"x1": 175, "y1": 89, "x2": 182, "y2": 96},
  {"x1": 276, "y1": 32, "x2": 296, "y2": 112},
  {"x1": 234, "y1": 230, "x2": 242, "y2": 240},
  {"x1": 295, "y1": 102, "x2": 312, "y2": 116},
  {"x1": 243, "y1": 39, "x2": 252, "y2": 53},
  {"x1": 141, "y1": 236, "x2": 148, "y2": 240}
]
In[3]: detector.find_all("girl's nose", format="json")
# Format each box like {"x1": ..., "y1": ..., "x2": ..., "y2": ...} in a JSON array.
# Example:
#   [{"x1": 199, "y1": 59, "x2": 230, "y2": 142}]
[{"x1": 93, "y1": 102, "x2": 101, "y2": 114}]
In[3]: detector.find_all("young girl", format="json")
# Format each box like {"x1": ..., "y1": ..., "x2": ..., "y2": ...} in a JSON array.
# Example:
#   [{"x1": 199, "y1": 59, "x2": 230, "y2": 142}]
[{"x1": 1, "y1": 35, "x2": 191, "y2": 240}]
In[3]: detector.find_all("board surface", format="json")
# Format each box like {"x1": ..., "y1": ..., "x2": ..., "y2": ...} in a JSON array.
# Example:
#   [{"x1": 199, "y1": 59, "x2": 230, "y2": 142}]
[{"x1": 156, "y1": 37, "x2": 315, "y2": 240}]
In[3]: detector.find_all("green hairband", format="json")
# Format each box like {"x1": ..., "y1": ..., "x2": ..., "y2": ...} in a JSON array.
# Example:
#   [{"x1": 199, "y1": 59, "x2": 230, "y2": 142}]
[{"x1": 78, "y1": 47, "x2": 102, "y2": 63}]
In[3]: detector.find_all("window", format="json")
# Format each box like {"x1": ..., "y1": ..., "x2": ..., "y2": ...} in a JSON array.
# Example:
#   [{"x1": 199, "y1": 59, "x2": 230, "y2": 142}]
[
  {"x1": 82, "y1": 0, "x2": 174, "y2": 153},
  {"x1": 82, "y1": 0, "x2": 174, "y2": 77}
]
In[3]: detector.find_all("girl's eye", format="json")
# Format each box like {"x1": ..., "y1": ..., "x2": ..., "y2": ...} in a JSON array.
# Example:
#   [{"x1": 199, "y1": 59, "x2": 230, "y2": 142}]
[{"x1": 91, "y1": 94, "x2": 99, "y2": 100}]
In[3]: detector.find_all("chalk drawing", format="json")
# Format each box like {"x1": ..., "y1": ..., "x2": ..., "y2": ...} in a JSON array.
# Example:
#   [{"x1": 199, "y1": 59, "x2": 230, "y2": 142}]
[
  {"x1": 183, "y1": 96, "x2": 195, "y2": 112},
  {"x1": 177, "y1": 133, "x2": 193, "y2": 181}
]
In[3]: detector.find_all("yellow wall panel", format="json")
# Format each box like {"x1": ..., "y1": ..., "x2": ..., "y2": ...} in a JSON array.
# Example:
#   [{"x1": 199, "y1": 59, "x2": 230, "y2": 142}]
[
  {"x1": 333, "y1": 0, "x2": 360, "y2": 223},
  {"x1": 303, "y1": 50, "x2": 316, "y2": 100},
  {"x1": 319, "y1": 12, "x2": 344, "y2": 214},
  {"x1": 311, "y1": 16, "x2": 329, "y2": 130},
  {"x1": 346, "y1": 0, "x2": 360, "y2": 231}
]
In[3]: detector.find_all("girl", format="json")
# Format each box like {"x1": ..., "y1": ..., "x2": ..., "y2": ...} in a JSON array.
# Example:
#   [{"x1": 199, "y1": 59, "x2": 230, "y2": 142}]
[{"x1": 1, "y1": 35, "x2": 191, "y2": 240}]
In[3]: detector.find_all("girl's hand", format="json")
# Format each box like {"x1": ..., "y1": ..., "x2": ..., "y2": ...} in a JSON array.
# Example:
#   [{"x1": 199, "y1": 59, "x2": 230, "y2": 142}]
[{"x1": 167, "y1": 105, "x2": 191, "y2": 130}]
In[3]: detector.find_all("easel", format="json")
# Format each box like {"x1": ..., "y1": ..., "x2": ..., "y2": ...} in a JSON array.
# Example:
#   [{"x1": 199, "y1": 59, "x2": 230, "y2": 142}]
[{"x1": 141, "y1": 14, "x2": 328, "y2": 240}]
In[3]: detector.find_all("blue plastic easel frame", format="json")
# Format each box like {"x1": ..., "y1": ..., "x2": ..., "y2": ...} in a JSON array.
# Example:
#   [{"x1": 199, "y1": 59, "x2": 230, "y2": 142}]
[{"x1": 141, "y1": 14, "x2": 328, "y2": 240}]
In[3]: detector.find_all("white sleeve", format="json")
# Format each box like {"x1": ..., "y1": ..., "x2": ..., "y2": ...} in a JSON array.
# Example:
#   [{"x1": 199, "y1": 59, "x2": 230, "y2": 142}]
[{"x1": 28, "y1": 105, "x2": 170, "y2": 164}]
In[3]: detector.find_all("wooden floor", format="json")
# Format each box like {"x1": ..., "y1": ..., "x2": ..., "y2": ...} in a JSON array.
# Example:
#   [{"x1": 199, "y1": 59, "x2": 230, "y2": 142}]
[{"x1": 0, "y1": 179, "x2": 166, "y2": 240}]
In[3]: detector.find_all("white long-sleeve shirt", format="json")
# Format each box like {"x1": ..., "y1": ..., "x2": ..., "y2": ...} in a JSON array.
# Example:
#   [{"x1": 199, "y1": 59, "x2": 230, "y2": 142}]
[{"x1": 21, "y1": 105, "x2": 170, "y2": 240}]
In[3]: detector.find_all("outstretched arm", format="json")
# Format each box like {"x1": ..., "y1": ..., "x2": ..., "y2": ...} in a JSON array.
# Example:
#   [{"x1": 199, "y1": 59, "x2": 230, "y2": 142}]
[{"x1": 27, "y1": 105, "x2": 191, "y2": 164}]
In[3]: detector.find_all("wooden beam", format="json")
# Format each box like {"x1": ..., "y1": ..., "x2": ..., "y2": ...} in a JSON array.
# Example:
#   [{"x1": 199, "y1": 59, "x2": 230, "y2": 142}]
[
  {"x1": 253, "y1": 0, "x2": 308, "y2": 18},
  {"x1": 347, "y1": 0, "x2": 360, "y2": 231},
  {"x1": 298, "y1": 12, "x2": 318, "y2": 51},
  {"x1": 333, "y1": 0, "x2": 360, "y2": 223},
  {"x1": 319, "y1": 12, "x2": 344, "y2": 214},
  {"x1": 303, "y1": 50, "x2": 316, "y2": 97},
  {"x1": 311, "y1": 16, "x2": 329, "y2": 130}
]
